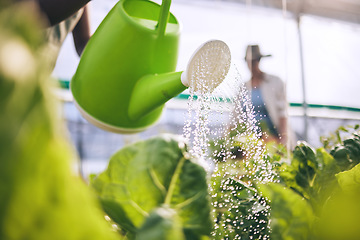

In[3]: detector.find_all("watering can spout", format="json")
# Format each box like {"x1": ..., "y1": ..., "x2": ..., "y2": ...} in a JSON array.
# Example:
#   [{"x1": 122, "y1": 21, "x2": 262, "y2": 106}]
[
  {"x1": 129, "y1": 40, "x2": 231, "y2": 121},
  {"x1": 128, "y1": 71, "x2": 186, "y2": 120}
]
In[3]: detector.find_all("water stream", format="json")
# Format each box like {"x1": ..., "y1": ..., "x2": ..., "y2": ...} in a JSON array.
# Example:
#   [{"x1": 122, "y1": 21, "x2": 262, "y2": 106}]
[{"x1": 183, "y1": 62, "x2": 277, "y2": 239}]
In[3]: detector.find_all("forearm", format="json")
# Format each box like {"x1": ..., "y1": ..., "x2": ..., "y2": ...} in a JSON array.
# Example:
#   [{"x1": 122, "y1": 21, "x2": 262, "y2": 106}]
[
  {"x1": 73, "y1": 5, "x2": 91, "y2": 56},
  {"x1": 36, "y1": 0, "x2": 90, "y2": 26}
]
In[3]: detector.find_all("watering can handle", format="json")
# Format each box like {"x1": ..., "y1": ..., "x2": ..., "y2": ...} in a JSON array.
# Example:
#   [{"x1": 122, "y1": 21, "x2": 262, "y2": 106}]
[{"x1": 157, "y1": 0, "x2": 171, "y2": 36}]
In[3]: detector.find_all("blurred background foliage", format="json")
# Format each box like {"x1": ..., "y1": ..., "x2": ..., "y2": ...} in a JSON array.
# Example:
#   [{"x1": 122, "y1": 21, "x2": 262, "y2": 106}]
[{"x1": 209, "y1": 124, "x2": 360, "y2": 240}]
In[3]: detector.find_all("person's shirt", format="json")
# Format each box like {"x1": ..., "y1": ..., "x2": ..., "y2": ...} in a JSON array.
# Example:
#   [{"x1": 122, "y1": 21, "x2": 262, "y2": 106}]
[
  {"x1": 251, "y1": 87, "x2": 279, "y2": 137},
  {"x1": 245, "y1": 73, "x2": 287, "y2": 133}
]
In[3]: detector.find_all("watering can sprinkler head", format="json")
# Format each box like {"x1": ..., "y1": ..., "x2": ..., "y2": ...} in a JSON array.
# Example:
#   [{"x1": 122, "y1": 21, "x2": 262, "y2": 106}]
[{"x1": 181, "y1": 40, "x2": 231, "y2": 93}]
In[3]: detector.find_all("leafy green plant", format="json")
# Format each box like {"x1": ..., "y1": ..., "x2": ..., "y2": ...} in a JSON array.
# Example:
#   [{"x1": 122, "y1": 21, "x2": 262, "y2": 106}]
[
  {"x1": 90, "y1": 135, "x2": 212, "y2": 240},
  {"x1": 320, "y1": 124, "x2": 360, "y2": 150},
  {"x1": 208, "y1": 124, "x2": 360, "y2": 240},
  {"x1": 264, "y1": 127, "x2": 360, "y2": 239},
  {"x1": 211, "y1": 172, "x2": 270, "y2": 240},
  {"x1": 0, "y1": 4, "x2": 119, "y2": 240},
  {"x1": 136, "y1": 206, "x2": 185, "y2": 240},
  {"x1": 314, "y1": 163, "x2": 360, "y2": 240},
  {"x1": 259, "y1": 183, "x2": 314, "y2": 240},
  {"x1": 279, "y1": 130, "x2": 360, "y2": 208}
]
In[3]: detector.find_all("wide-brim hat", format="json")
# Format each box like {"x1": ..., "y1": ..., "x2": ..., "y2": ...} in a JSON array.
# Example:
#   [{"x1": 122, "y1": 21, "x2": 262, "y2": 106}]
[{"x1": 245, "y1": 45, "x2": 272, "y2": 61}]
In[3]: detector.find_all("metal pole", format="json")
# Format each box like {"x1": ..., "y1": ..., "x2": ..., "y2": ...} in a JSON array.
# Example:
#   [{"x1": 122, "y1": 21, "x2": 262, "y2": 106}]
[{"x1": 296, "y1": 15, "x2": 308, "y2": 141}]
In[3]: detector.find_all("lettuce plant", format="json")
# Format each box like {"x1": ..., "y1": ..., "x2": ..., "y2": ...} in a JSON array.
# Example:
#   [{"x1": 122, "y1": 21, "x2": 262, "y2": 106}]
[
  {"x1": 90, "y1": 135, "x2": 212, "y2": 240},
  {"x1": 263, "y1": 129, "x2": 360, "y2": 240},
  {"x1": 315, "y1": 163, "x2": 360, "y2": 240}
]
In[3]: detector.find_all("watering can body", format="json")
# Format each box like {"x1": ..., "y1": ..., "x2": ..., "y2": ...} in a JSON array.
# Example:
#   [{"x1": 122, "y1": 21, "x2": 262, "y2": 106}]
[{"x1": 71, "y1": 0, "x2": 182, "y2": 133}]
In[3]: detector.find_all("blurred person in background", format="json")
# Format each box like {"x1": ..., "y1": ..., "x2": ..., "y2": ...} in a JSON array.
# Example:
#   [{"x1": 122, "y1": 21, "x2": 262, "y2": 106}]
[{"x1": 244, "y1": 44, "x2": 291, "y2": 145}]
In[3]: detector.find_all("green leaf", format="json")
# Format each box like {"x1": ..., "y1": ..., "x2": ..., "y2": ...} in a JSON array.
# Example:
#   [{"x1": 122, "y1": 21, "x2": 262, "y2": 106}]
[
  {"x1": 336, "y1": 162, "x2": 360, "y2": 194},
  {"x1": 136, "y1": 206, "x2": 185, "y2": 240},
  {"x1": 91, "y1": 135, "x2": 212, "y2": 238},
  {"x1": 0, "y1": 5, "x2": 120, "y2": 240},
  {"x1": 279, "y1": 142, "x2": 318, "y2": 200},
  {"x1": 259, "y1": 183, "x2": 314, "y2": 240},
  {"x1": 310, "y1": 148, "x2": 341, "y2": 209},
  {"x1": 343, "y1": 138, "x2": 360, "y2": 164},
  {"x1": 292, "y1": 142, "x2": 317, "y2": 191},
  {"x1": 330, "y1": 132, "x2": 360, "y2": 170},
  {"x1": 314, "y1": 163, "x2": 360, "y2": 240}
]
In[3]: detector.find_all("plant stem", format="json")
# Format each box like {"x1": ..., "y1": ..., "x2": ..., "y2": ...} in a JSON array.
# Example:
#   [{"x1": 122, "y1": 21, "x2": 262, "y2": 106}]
[{"x1": 165, "y1": 156, "x2": 186, "y2": 205}]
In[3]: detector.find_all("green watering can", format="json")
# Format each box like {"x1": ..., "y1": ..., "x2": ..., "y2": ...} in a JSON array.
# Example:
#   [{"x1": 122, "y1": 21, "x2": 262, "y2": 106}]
[{"x1": 71, "y1": 0, "x2": 231, "y2": 133}]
